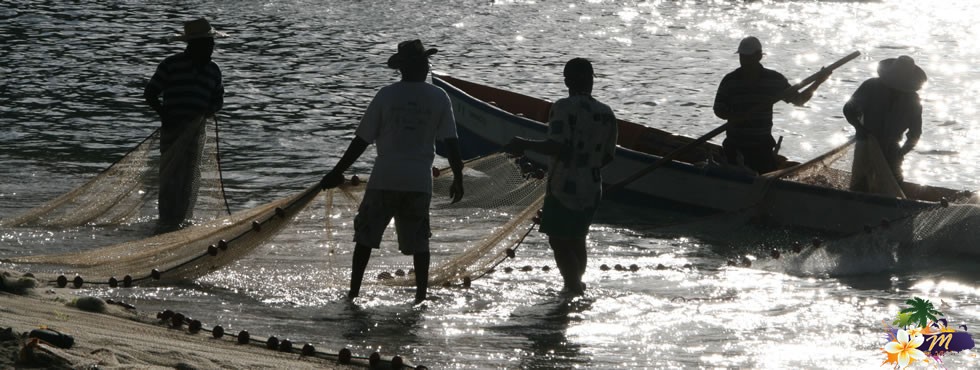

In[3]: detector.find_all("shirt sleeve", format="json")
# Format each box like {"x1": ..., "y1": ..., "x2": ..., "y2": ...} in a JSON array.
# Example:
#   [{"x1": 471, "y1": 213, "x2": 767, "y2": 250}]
[
  {"x1": 906, "y1": 97, "x2": 923, "y2": 144},
  {"x1": 770, "y1": 71, "x2": 792, "y2": 103},
  {"x1": 435, "y1": 90, "x2": 458, "y2": 140},
  {"x1": 546, "y1": 100, "x2": 568, "y2": 144},
  {"x1": 713, "y1": 74, "x2": 734, "y2": 120},
  {"x1": 604, "y1": 109, "x2": 618, "y2": 165},
  {"x1": 843, "y1": 80, "x2": 872, "y2": 126},
  {"x1": 355, "y1": 91, "x2": 383, "y2": 144},
  {"x1": 211, "y1": 64, "x2": 224, "y2": 113},
  {"x1": 777, "y1": 72, "x2": 791, "y2": 91},
  {"x1": 144, "y1": 61, "x2": 168, "y2": 101}
]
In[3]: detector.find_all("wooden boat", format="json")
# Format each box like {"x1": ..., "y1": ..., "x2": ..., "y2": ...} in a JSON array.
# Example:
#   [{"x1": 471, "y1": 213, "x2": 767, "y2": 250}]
[{"x1": 432, "y1": 73, "x2": 971, "y2": 235}]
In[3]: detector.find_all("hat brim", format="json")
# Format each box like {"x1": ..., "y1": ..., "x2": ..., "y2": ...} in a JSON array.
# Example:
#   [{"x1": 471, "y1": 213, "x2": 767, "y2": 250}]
[
  {"x1": 878, "y1": 58, "x2": 927, "y2": 92},
  {"x1": 171, "y1": 30, "x2": 229, "y2": 42},
  {"x1": 386, "y1": 48, "x2": 437, "y2": 69}
]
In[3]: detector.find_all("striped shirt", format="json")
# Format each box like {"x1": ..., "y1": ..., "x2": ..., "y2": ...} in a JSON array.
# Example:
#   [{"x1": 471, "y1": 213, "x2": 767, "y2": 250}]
[
  {"x1": 144, "y1": 52, "x2": 223, "y2": 122},
  {"x1": 713, "y1": 66, "x2": 791, "y2": 144}
]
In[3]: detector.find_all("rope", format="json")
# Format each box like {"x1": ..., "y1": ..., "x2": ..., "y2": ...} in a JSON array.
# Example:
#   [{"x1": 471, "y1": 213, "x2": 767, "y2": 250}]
[
  {"x1": 149, "y1": 309, "x2": 429, "y2": 369},
  {"x1": 211, "y1": 114, "x2": 234, "y2": 215},
  {"x1": 468, "y1": 222, "x2": 537, "y2": 283}
]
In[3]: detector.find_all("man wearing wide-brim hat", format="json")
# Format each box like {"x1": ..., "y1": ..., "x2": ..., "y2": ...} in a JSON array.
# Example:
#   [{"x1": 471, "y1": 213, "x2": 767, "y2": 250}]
[
  {"x1": 844, "y1": 55, "x2": 927, "y2": 194},
  {"x1": 319, "y1": 39, "x2": 465, "y2": 304},
  {"x1": 144, "y1": 17, "x2": 227, "y2": 232}
]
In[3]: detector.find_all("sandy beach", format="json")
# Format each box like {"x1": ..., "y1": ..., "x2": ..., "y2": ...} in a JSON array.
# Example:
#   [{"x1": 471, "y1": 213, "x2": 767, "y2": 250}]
[{"x1": 0, "y1": 270, "x2": 397, "y2": 369}]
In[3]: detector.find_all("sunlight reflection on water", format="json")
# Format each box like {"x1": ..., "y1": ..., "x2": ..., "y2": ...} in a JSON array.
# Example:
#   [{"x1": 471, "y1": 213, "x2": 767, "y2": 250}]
[{"x1": 1, "y1": 0, "x2": 979, "y2": 368}]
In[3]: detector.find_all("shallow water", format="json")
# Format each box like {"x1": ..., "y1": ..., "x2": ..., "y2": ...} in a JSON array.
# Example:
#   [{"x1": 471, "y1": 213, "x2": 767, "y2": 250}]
[{"x1": 2, "y1": 0, "x2": 979, "y2": 368}]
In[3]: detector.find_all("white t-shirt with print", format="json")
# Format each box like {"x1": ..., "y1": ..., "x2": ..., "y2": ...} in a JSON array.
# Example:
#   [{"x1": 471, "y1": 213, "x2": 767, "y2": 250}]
[
  {"x1": 546, "y1": 94, "x2": 618, "y2": 210},
  {"x1": 355, "y1": 81, "x2": 458, "y2": 194}
]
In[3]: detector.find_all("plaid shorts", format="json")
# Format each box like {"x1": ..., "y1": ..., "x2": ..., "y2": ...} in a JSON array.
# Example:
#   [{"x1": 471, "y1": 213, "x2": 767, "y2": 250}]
[{"x1": 353, "y1": 189, "x2": 432, "y2": 254}]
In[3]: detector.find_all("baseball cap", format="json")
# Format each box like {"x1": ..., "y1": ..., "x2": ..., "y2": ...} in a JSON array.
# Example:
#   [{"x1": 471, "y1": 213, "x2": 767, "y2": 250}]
[{"x1": 736, "y1": 36, "x2": 763, "y2": 55}]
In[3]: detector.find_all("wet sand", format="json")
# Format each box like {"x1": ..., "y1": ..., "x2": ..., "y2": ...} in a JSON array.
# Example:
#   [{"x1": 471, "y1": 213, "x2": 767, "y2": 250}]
[{"x1": 0, "y1": 270, "x2": 391, "y2": 369}]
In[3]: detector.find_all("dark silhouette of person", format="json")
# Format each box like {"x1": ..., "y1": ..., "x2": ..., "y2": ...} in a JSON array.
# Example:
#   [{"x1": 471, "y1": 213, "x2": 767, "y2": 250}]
[
  {"x1": 713, "y1": 36, "x2": 828, "y2": 174},
  {"x1": 844, "y1": 55, "x2": 926, "y2": 192},
  {"x1": 144, "y1": 18, "x2": 226, "y2": 232},
  {"x1": 503, "y1": 58, "x2": 618, "y2": 296},
  {"x1": 320, "y1": 40, "x2": 464, "y2": 304}
]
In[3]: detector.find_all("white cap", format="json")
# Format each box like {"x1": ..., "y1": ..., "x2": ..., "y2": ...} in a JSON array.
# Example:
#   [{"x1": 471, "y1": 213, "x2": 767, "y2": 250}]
[{"x1": 736, "y1": 36, "x2": 762, "y2": 55}]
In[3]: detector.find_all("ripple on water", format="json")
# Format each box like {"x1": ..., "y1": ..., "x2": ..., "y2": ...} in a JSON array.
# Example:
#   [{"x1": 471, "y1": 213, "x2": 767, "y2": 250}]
[{"x1": 2, "y1": 1, "x2": 980, "y2": 368}]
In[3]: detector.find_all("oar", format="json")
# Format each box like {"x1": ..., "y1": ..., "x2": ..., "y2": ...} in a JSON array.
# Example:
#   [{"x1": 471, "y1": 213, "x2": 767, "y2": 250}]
[{"x1": 606, "y1": 50, "x2": 861, "y2": 193}]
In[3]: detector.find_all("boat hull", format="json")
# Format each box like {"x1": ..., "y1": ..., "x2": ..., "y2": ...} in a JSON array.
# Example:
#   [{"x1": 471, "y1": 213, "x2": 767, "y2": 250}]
[{"x1": 433, "y1": 74, "x2": 941, "y2": 235}]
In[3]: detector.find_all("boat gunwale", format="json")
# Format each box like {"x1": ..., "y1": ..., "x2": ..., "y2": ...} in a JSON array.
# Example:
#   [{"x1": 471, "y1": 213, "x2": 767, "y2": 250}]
[{"x1": 432, "y1": 73, "x2": 956, "y2": 211}]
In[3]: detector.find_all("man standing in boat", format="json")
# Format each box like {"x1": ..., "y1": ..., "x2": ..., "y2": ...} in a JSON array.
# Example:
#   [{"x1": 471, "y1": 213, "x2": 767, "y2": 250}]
[
  {"x1": 144, "y1": 18, "x2": 226, "y2": 232},
  {"x1": 319, "y1": 40, "x2": 465, "y2": 304},
  {"x1": 503, "y1": 58, "x2": 618, "y2": 296},
  {"x1": 713, "y1": 36, "x2": 829, "y2": 174},
  {"x1": 843, "y1": 56, "x2": 926, "y2": 194}
]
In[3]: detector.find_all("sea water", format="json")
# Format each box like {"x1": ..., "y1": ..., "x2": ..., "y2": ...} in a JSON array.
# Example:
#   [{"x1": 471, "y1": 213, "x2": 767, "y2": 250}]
[{"x1": 1, "y1": 0, "x2": 978, "y2": 368}]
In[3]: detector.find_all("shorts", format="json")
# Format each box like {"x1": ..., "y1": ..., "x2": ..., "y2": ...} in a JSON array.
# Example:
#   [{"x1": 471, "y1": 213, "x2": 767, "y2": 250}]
[
  {"x1": 538, "y1": 193, "x2": 597, "y2": 239},
  {"x1": 353, "y1": 189, "x2": 432, "y2": 255}
]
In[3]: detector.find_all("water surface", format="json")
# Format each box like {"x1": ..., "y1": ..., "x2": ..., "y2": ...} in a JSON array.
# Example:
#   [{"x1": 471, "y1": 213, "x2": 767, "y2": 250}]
[{"x1": 2, "y1": 1, "x2": 978, "y2": 368}]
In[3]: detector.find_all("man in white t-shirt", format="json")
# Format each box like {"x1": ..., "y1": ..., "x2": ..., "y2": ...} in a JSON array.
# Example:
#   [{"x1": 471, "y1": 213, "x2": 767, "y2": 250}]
[
  {"x1": 503, "y1": 58, "x2": 617, "y2": 296},
  {"x1": 320, "y1": 39, "x2": 464, "y2": 304}
]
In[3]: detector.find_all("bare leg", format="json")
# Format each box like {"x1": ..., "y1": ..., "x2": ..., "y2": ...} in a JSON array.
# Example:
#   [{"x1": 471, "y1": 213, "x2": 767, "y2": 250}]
[
  {"x1": 549, "y1": 236, "x2": 584, "y2": 295},
  {"x1": 413, "y1": 252, "x2": 430, "y2": 304},
  {"x1": 574, "y1": 238, "x2": 587, "y2": 278},
  {"x1": 348, "y1": 243, "x2": 372, "y2": 299}
]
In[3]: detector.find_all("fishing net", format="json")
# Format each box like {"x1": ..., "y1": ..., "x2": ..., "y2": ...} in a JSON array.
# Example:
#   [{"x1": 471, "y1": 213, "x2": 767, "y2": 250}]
[
  {"x1": 1, "y1": 152, "x2": 547, "y2": 289},
  {"x1": 3, "y1": 184, "x2": 321, "y2": 286},
  {"x1": 763, "y1": 138, "x2": 857, "y2": 188},
  {"x1": 398, "y1": 153, "x2": 546, "y2": 287},
  {"x1": 650, "y1": 137, "x2": 980, "y2": 269},
  {"x1": 770, "y1": 137, "x2": 909, "y2": 200},
  {"x1": 0, "y1": 116, "x2": 230, "y2": 228},
  {"x1": 779, "y1": 197, "x2": 980, "y2": 277}
]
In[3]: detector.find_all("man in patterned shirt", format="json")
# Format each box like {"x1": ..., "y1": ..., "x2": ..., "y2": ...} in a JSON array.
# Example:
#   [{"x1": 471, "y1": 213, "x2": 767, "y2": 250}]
[
  {"x1": 144, "y1": 18, "x2": 225, "y2": 232},
  {"x1": 504, "y1": 58, "x2": 618, "y2": 296}
]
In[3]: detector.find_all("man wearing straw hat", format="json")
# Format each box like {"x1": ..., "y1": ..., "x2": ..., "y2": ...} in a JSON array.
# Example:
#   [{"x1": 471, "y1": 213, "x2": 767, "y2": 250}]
[
  {"x1": 320, "y1": 39, "x2": 465, "y2": 304},
  {"x1": 144, "y1": 18, "x2": 226, "y2": 232},
  {"x1": 844, "y1": 55, "x2": 926, "y2": 193}
]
